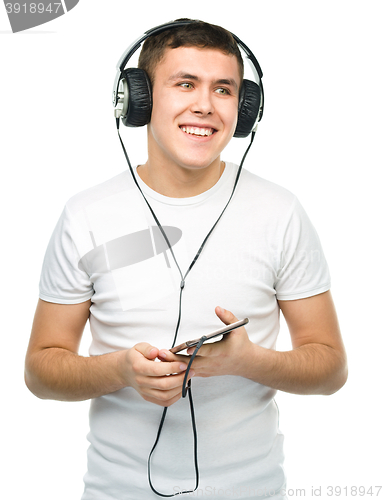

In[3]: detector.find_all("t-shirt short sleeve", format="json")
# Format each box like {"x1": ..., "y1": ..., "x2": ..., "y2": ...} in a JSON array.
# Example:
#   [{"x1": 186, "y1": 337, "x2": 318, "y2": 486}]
[
  {"x1": 275, "y1": 197, "x2": 331, "y2": 300},
  {"x1": 39, "y1": 206, "x2": 94, "y2": 304}
]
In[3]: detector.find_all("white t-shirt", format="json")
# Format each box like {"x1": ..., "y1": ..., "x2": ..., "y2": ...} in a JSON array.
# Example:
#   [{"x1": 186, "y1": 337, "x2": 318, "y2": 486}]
[{"x1": 39, "y1": 163, "x2": 331, "y2": 500}]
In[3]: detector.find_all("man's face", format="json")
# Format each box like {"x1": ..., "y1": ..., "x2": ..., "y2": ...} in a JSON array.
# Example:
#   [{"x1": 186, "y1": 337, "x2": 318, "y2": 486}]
[{"x1": 147, "y1": 46, "x2": 241, "y2": 174}]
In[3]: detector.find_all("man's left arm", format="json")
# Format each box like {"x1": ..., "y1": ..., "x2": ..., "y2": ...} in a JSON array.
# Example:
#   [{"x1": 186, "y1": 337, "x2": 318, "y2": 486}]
[
  {"x1": 252, "y1": 290, "x2": 348, "y2": 395},
  {"x1": 159, "y1": 291, "x2": 348, "y2": 396}
]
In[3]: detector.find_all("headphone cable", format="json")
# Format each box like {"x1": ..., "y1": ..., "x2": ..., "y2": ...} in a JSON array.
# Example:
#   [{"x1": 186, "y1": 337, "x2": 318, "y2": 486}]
[{"x1": 116, "y1": 118, "x2": 255, "y2": 496}]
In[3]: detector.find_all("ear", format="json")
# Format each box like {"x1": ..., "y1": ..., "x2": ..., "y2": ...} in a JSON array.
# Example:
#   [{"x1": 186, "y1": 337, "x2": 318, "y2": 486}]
[
  {"x1": 120, "y1": 68, "x2": 152, "y2": 127},
  {"x1": 234, "y1": 79, "x2": 261, "y2": 138}
]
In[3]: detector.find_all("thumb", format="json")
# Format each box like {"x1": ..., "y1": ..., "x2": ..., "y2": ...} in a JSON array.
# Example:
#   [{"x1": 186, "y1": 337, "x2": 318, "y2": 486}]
[
  {"x1": 215, "y1": 306, "x2": 239, "y2": 325},
  {"x1": 134, "y1": 342, "x2": 159, "y2": 360}
]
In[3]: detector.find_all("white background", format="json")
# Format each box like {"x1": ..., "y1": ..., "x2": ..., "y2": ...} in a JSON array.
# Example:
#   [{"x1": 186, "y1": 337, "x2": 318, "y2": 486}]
[{"x1": 1, "y1": 1, "x2": 382, "y2": 499}]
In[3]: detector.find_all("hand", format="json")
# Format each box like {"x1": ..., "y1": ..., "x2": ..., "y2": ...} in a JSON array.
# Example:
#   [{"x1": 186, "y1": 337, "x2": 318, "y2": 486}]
[
  {"x1": 158, "y1": 307, "x2": 255, "y2": 379},
  {"x1": 121, "y1": 343, "x2": 195, "y2": 407}
]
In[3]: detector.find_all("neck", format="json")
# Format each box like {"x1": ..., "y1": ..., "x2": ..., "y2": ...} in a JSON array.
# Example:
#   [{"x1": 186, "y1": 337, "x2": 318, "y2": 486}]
[{"x1": 137, "y1": 158, "x2": 225, "y2": 198}]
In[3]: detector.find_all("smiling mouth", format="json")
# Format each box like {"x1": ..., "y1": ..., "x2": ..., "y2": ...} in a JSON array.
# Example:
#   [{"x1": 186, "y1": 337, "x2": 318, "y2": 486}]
[{"x1": 180, "y1": 126, "x2": 216, "y2": 137}]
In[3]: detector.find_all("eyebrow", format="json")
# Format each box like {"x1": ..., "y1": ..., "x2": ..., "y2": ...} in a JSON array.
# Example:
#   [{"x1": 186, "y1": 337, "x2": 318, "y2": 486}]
[{"x1": 169, "y1": 72, "x2": 238, "y2": 91}]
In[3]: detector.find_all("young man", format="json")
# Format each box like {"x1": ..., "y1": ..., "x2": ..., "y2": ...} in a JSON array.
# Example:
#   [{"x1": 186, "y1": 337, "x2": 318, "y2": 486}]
[{"x1": 25, "y1": 20, "x2": 347, "y2": 500}]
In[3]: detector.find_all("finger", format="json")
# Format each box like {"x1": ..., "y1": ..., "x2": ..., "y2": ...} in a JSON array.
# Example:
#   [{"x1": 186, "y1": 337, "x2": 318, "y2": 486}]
[
  {"x1": 139, "y1": 372, "x2": 195, "y2": 406},
  {"x1": 142, "y1": 389, "x2": 183, "y2": 408},
  {"x1": 157, "y1": 349, "x2": 190, "y2": 363},
  {"x1": 215, "y1": 306, "x2": 239, "y2": 325},
  {"x1": 130, "y1": 346, "x2": 189, "y2": 378},
  {"x1": 145, "y1": 371, "x2": 194, "y2": 391},
  {"x1": 144, "y1": 359, "x2": 190, "y2": 378},
  {"x1": 134, "y1": 342, "x2": 159, "y2": 360}
]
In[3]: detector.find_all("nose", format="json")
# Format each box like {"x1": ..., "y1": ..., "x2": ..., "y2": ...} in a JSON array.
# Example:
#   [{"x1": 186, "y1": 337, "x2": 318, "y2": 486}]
[{"x1": 190, "y1": 87, "x2": 214, "y2": 116}]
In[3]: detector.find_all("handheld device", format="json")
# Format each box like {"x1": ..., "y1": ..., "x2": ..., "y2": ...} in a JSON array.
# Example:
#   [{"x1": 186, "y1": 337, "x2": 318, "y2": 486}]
[{"x1": 169, "y1": 318, "x2": 249, "y2": 354}]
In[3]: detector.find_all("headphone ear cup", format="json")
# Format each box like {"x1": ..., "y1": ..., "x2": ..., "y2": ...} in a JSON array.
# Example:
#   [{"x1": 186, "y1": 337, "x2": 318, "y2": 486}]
[
  {"x1": 120, "y1": 68, "x2": 152, "y2": 127},
  {"x1": 234, "y1": 79, "x2": 261, "y2": 138}
]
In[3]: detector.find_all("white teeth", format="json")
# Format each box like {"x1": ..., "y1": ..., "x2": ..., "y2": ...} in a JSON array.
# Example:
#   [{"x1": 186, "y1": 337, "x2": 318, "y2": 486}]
[{"x1": 181, "y1": 126, "x2": 214, "y2": 136}]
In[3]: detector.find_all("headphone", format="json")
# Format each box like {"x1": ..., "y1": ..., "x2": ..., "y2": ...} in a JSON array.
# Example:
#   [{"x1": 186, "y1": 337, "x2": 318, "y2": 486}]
[{"x1": 112, "y1": 19, "x2": 264, "y2": 138}]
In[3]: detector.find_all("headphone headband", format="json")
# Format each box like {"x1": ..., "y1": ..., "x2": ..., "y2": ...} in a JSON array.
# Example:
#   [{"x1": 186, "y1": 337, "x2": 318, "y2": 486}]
[
  {"x1": 113, "y1": 20, "x2": 263, "y2": 113},
  {"x1": 116, "y1": 20, "x2": 194, "y2": 74}
]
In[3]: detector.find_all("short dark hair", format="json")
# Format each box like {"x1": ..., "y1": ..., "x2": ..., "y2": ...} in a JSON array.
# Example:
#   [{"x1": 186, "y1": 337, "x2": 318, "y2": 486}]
[{"x1": 138, "y1": 19, "x2": 244, "y2": 86}]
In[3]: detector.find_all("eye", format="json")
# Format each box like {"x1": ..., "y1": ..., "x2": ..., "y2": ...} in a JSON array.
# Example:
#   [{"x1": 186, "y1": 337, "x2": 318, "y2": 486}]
[
  {"x1": 178, "y1": 82, "x2": 194, "y2": 90},
  {"x1": 215, "y1": 87, "x2": 230, "y2": 95}
]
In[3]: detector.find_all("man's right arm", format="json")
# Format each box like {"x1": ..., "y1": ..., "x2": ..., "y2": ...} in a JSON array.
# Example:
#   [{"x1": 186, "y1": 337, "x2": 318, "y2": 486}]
[{"x1": 25, "y1": 299, "x2": 190, "y2": 406}]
